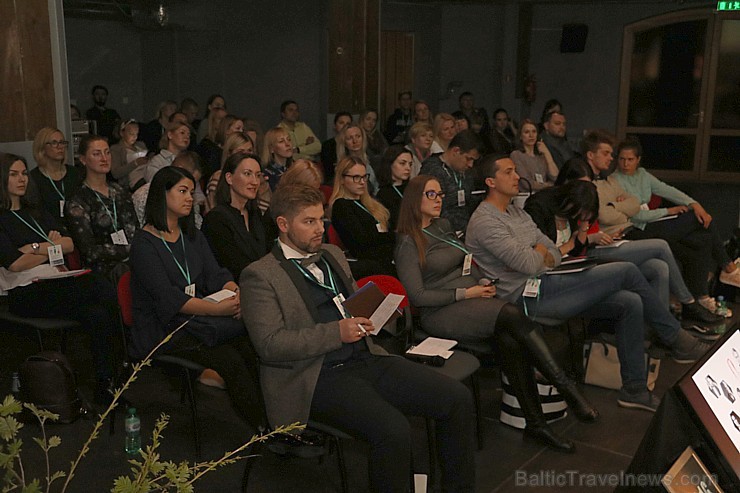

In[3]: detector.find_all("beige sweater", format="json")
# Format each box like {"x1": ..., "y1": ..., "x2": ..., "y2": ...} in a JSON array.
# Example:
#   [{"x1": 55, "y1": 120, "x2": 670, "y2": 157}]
[{"x1": 594, "y1": 175, "x2": 641, "y2": 235}]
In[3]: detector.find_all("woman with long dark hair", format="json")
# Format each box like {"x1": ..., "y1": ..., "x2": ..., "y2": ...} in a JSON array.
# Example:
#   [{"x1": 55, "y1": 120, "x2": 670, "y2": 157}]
[
  {"x1": 0, "y1": 152, "x2": 117, "y2": 404},
  {"x1": 395, "y1": 174, "x2": 598, "y2": 453},
  {"x1": 129, "y1": 165, "x2": 267, "y2": 432},
  {"x1": 375, "y1": 145, "x2": 413, "y2": 231}
]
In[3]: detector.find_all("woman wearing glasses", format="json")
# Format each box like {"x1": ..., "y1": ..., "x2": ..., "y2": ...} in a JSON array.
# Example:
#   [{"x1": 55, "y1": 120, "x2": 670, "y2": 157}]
[
  {"x1": 395, "y1": 175, "x2": 598, "y2": 453},
  {"x1": 0, "y1": 152, "x2": 117, "y2": 405},
  {"x1": 30, "y1": 127, "x2": 83, "y2": 227},
  {"x1": 328, "y1": 157, "x2": 396, "y2": 278},
  {"x1": 202, "y1": 153, "x2": 274, "y2": 279},
  {"x1": 336, "y1": 123, "x2": 379, "y2": 195}
]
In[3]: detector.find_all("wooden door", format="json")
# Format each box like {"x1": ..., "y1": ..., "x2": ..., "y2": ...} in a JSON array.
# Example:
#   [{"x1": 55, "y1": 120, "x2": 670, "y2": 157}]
[{"x1": 380, "y1": 31, "x2": 414, "y2": 123}]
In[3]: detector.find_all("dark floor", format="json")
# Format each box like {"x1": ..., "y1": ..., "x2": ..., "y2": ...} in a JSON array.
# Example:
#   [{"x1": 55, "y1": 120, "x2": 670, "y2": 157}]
[{"x1": 0, "y1": 302, "x2": 737, "y2": 493}]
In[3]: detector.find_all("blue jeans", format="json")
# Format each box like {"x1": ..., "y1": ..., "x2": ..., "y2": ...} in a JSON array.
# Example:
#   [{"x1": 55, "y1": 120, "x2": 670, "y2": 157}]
[
  {"x1": 590, "y1": 238, "x2": 693, "y2": 307},
  {"x1": 521, "y1": 262, "x2": 681, "y2": 391}
]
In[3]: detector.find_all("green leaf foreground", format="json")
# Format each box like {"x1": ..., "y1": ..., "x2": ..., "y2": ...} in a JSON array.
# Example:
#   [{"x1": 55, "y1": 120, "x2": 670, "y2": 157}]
[{"x1": 1, "y1": 318, "x2": 301, "y2": 492}]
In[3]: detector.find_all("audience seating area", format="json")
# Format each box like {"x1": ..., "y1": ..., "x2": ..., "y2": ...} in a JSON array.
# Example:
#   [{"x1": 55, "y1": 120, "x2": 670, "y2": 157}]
[{"x1": 1, "y1": 90, "x2": 738, "y2": 492}]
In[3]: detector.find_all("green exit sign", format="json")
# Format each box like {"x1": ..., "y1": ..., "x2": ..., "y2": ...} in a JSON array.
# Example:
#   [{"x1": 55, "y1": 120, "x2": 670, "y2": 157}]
[{"x1": 717, "y1": 1, "x2": 740, "y2": 10}]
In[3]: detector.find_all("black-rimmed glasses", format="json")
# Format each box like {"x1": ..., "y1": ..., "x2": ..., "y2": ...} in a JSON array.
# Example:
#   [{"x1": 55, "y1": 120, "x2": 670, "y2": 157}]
[
  {"x1": 424, "y1": 190, "x2": 445, "y2": 200},
  {"x1": 343, "y1": 174, "x2": 370, "y2": 183},
  {"x1": 45, "y1": 140, "x2": 69, "y2": 148}
]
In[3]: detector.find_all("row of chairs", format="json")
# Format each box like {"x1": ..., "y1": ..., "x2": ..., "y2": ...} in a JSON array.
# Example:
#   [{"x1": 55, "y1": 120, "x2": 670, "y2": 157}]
[{"x1": 3, "y1": 259, "x2": 576, "y2": 492}]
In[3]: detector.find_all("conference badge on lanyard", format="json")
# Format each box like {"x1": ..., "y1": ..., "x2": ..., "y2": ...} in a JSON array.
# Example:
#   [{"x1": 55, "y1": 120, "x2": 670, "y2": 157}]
[{"x1": 48, "y1": 244, "x2": 64, "y2": 266}]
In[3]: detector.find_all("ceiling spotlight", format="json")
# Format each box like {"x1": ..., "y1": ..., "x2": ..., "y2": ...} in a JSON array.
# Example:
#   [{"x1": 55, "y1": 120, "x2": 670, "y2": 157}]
[{"x1": 154, "y1": 3, "x2": 168, "y2": 27}]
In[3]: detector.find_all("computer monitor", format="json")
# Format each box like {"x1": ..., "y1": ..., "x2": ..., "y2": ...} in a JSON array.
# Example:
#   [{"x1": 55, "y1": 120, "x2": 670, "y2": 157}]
[{"x1": 678, "y1": 327, "x2": 740, "y2": 481}]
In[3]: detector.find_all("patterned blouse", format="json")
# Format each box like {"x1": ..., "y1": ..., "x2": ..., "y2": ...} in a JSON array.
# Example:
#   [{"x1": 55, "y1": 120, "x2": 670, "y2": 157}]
[{"x1": 65, "y1": 181, "x2": 139, "y2": 276}]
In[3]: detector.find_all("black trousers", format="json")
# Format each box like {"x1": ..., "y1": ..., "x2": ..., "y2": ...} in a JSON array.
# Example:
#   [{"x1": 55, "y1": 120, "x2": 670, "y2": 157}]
[
  {"x1": 310, "y1": 354, "x2": 475, "y2": 493},
  {"x1": 9, "y1": 273, "x2": 117, "y2": 381},
  {"x1": 627, "y1": 212, "x2": 730, "y2": 297},
  {"x1": 166, "y1": 317, "x2": 267, "y2": 432}
]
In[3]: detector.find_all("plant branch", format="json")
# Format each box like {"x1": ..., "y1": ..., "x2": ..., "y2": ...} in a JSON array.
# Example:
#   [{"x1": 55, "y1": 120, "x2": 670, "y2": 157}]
[{"x1": 60, "y1": 316, "x2": 194, "y2": 493}]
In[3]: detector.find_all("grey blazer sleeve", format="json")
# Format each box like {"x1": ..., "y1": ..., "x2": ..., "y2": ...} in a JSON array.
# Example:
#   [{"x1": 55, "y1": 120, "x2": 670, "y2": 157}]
[{"x1": 240, "y1": 261, "x2": 343, "y2": 363}]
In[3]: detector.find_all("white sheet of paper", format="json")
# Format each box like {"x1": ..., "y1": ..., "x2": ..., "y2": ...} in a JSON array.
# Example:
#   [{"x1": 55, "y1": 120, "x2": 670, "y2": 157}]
[
  {"x1": 595, "y1": 239, "x2": 630, "y2": 249},
  {"x1": 368, "y1": 293, "x2": 404, "y2": 335},
  {"x1": 204, "y1": 289, "x2": 236, "y2": 303},
  {"x1": 649, "y1": 214, "x2": 678, "y2": 223},
  {"x1": 407, "y1": 337, "x2": 457, "y2": 359}
]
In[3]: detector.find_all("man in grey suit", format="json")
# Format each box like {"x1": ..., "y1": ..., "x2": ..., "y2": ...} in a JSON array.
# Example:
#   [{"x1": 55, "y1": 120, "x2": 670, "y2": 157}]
[{"x1": 240, "y1": 184, "x2": 475, "y2": 492}]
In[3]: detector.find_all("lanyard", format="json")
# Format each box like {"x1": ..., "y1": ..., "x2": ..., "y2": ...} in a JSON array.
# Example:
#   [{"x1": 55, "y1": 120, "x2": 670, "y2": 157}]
[
  {"x1": 160, "y1": 232, "x2": 191, "y2": 285},
  {"x1": 392, "y1": 185, "x2": 403, "y2": 198},
  {"x1": 90, "y1": 187, "x2": 118, "y2": 230},
  {"x1": 44, "y1": 173, "x2": 66, "y2": 200},
  {"x1": 413, "y1": 147, "x2": 428, "y2": 163},
  {"x1": 442, "y1": 163, "x2": 463, "y2": 189},
  {"x1": 11, "y1": 211, "x2": 55, "y2": 245},
  {"x1": 423, "y1": 228, "x2": 469, "y2": 254},
  {"x1": 353, "y1": 200, "x2": 378, "y2": 224},
  {"x1": 292, "y1": 258, "x2": 338, "y2": 295}
]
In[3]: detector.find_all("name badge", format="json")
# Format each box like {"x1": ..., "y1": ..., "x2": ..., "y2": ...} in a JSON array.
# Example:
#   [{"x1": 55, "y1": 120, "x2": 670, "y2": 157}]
[
  {"x1": 111, "y1": 230, "x2": 128, "y2": 245},
  {"x1": 535, "y1": 173, "x2": 544, "y2": 184},
  {"x1": 523, "y1": 278, "x2": 541, "y2": 298},
  {"x1": 59, "y1": 200, "x2": 65, "y2": 217},
  {"x1": 185, "y1": 284, "x2": 196, "y2": 297},
  {"x1": 462, "y1": 253, "x2": 473, "y2": 276},
  {"x1": 48, "y1": 244, "x2": 64, "y2": 266},
  {"x1": 333, "y1": 293, "x2": 350, "y2": 319},
  {"x1": 376, "y1": 223, "x2": 388, "y2": 233},
  {"x1": 457, "y1": 189, "x2": 466, "y2": 207}
]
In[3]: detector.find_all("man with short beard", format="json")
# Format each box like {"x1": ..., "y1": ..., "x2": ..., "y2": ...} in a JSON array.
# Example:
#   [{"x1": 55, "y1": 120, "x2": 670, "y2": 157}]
[{"x1": 241, "y1": 184, "x2": 475, "y2": 492}]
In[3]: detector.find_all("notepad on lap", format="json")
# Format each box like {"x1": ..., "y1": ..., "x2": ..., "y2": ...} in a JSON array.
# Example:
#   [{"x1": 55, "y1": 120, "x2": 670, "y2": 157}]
[{"x1": 407, "y1": 337, "x2": 457, "y2": 359}]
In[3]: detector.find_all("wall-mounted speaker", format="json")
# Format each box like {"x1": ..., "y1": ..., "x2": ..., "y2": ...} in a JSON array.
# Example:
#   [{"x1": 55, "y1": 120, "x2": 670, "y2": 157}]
[{"x1": 560, "y1": 23, "x2": 588, "y2": 53}]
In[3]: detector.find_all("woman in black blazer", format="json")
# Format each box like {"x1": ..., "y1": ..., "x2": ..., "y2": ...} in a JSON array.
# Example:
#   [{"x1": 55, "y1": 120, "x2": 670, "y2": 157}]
[{"x1": 202, "y1": 152, "x2": 274, "y2": 279}]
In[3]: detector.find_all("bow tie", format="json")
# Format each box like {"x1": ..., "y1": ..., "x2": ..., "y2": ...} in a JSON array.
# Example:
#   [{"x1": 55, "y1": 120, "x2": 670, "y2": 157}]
[{"x1": 300, "y1": 252, "x2": 323, "y2": 267}]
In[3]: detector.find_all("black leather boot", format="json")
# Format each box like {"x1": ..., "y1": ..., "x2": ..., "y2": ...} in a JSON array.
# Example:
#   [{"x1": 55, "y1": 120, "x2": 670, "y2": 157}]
[
  {"x1": 495, "y1": 330, "x2": 576, "y2": 453},
  {"x1": 496, "y1": 305, "x2": 599, "y2": 423},
  {"x1": 519, "y1": 326, "x2": 600, "y2": 423}
]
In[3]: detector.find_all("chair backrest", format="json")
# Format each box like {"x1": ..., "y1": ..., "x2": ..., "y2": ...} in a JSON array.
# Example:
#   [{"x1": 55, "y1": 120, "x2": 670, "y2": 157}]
[
  {"x1": 117, "y1": 271, "x2": 134, "y2": 328},
  {"x1": 319, "y1": 184, "x2": 333, "y2": 205},
  {"x1": 66, "y1": 249, "x2": 82, "y2": 270},
  {"x1": 327, "y1": 224, "x2": 346, "y2": 250},
  {"x1": 356, "y1": 275, "x2": 409, "y2": 310}
]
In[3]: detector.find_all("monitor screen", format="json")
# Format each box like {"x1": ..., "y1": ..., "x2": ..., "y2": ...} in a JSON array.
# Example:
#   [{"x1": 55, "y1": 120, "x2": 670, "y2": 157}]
[{"x1": 679, "y1": 327, "x2": 740, "y2": 480}]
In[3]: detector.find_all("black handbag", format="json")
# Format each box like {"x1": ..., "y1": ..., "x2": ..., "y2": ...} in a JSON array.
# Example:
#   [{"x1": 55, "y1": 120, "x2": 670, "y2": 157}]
[{"x1": 19, "y1": 351, "x2": 83, "y2": 423}]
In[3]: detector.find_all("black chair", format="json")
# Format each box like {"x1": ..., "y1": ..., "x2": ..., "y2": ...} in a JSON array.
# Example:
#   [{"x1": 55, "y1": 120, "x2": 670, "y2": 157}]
[
  {"x1": 0, "y1": 301, "x2": 78, "y2": 353},
  {"x1": 117, "y1": 271, "x2": 206, "y2": 459}
]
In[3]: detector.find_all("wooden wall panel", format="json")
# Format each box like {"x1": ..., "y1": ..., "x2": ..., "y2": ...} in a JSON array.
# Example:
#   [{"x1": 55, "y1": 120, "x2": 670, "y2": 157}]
[
  {"x1": 380, "y1": 31, "x2": 413, "y2": 123},
  {"x1": 0, "y1": 1, "x2": 27, "y2": 142},
  {"x1": 328, "y1": 0, "x2": 380, "y2": 113},
  {"x1": 0, "y1": 0, "x2": 56, "y2": 143}
]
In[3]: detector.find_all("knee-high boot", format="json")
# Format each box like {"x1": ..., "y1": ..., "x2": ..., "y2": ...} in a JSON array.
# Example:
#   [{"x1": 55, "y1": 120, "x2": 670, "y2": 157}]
[
  {"x1": 494, "y1": 329, "x2": 576, "y2": 453},
  {"x1": 496, "y1": 304, "x2": 600, "y2": 422}
]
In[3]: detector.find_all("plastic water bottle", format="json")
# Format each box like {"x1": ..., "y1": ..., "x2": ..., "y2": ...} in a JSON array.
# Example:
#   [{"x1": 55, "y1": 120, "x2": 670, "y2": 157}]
[
  {"x1": 125, "y1": 407, "x2": 141, "y2": 455},
  {"x1": 10, "y1": 372, "x2": 21, "y2": 398},
  {"x1": 716, "y1": 296, "x2": 728, "y2": 318}
]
